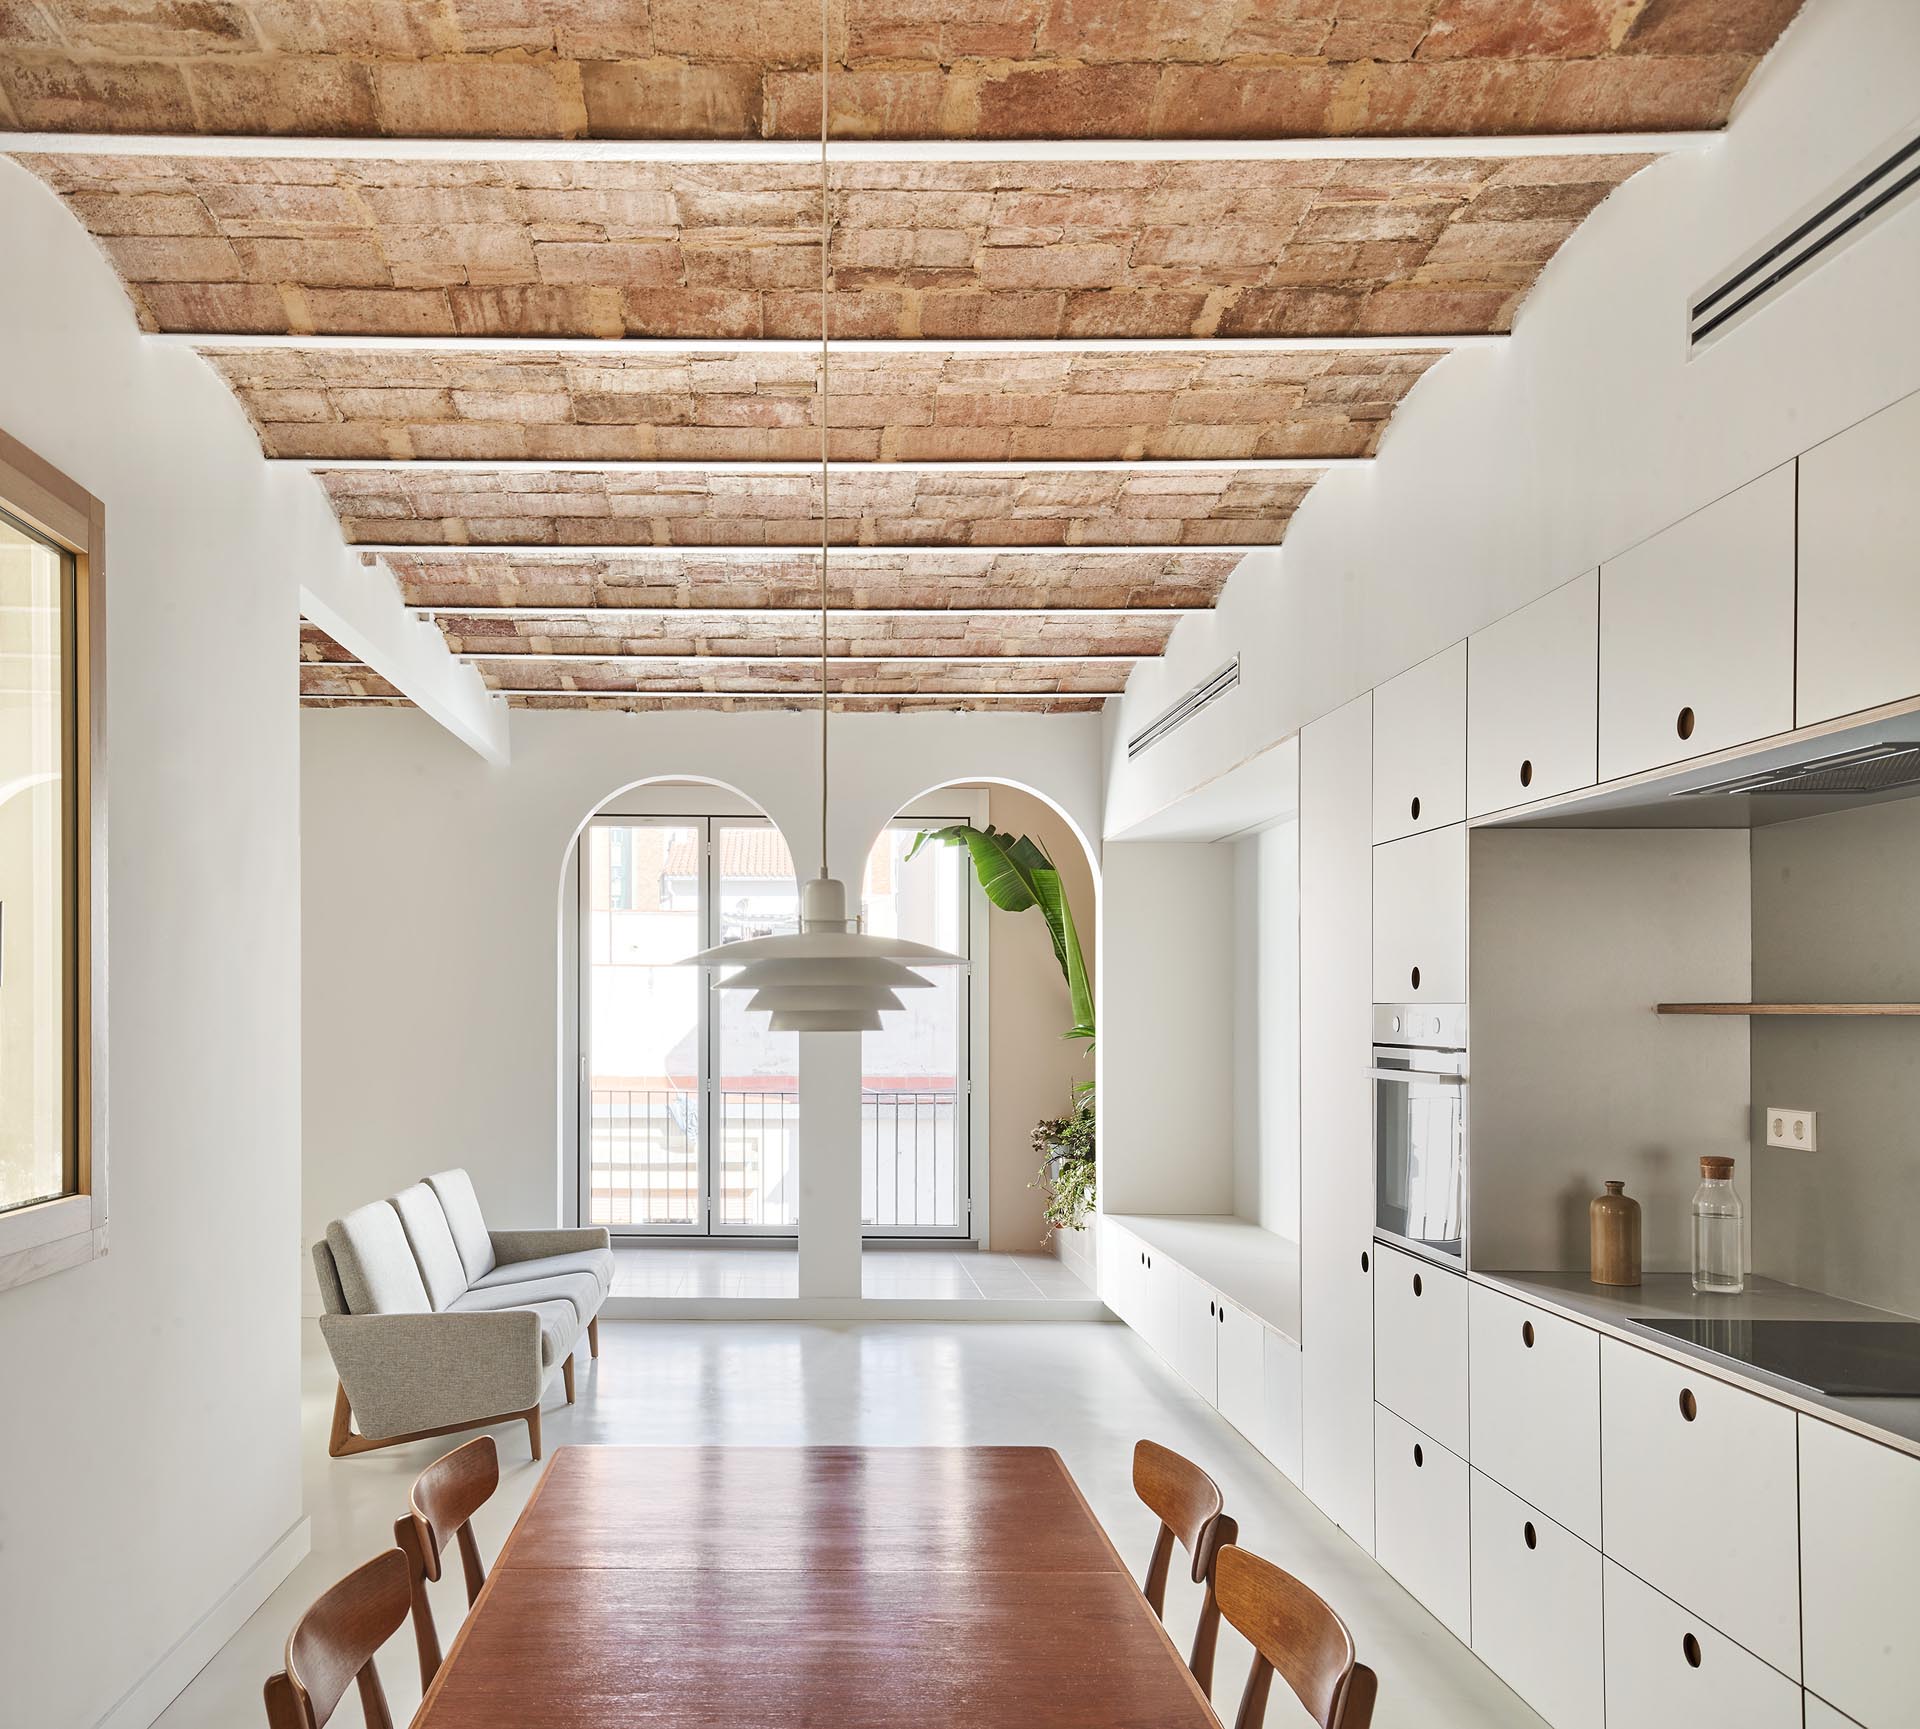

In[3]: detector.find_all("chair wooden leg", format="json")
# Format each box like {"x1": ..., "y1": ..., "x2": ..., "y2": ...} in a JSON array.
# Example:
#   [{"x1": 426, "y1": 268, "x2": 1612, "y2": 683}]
[
  {"x1": 526, "y1": 1403, "x2": 543, "y2": 1461},
  {"x1": 563, "y1": 1354, "x2": 576, "y2": 1404},
  {"x1": 588, "y1": 1315, "x2": 600, "y2": 1358}
]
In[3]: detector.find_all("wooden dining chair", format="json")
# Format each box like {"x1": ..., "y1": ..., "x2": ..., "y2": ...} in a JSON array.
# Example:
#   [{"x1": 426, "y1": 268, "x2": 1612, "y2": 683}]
[
  {"x1": 262, "y1": 1549, "x2": 412, "y2": 1729},
  {"x1": 394, "y1": 1434, "x2": 501, "y2": 1691},
  {"x1": 1133, "y1": 1438, "x2": 1239, "y2": 1692},
  {"x1": 1213, "y1": 1543, "x2": 1379, "y2": 1729}
]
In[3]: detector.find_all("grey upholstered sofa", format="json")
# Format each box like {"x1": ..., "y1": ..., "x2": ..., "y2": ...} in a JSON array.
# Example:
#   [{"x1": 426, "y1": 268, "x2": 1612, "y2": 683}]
[{"x1": 312, "y1": 1169, "x2": 613, "y2": 1460}]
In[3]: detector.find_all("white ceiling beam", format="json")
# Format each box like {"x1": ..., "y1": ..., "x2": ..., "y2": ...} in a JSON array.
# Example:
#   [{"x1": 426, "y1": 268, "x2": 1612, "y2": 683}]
[
  {"x1": 361, "y1": 543, "x2": 1260, "y2": 558},
  {"x1": 159, "y1": 332, "x2": 1501, "y2": 355},
  {"x1": 291, "y1": 457, "x2": 1347, "y2": 474},
  {"x1": 1, "y1": 132, "x2": 1714, "y2": 163}
]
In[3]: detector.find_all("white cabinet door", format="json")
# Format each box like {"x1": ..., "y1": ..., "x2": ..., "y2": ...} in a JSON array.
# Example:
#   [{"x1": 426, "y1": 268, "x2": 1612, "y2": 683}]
[
  {"x1": 1373, "y1": 641, "x2": 1467, "y2": 843},
  {"x1": 1467, "y1": 571, "x2": 1599, "y2": 817},
  {"x1": 1100, "y1": 1218, "x2": 1139, "y2": 1328},
  {"x1": 1138, "y1": 1245, "x2": 1180, "y2": 1365},
  {"x1": 1262, "y1": 1327, "x2": 1303, "y2": 1485},
  {"x1": 1374, "y1": 1406, "x2": 1470, "y2": 1642},
  {"x1": 1603, "y1": 1560, "x2": 1801, "y2": 1729},
  {"x1": 1300, "y1": 694, "x2": 1377, "y2": 1551},
  {"x1": 1175, "y1": 1267, "x2": 1219, "y2": 1404},
  {"x1": 1373, "y1": 1244, "x2": 1469, "y2": 1457},
  {"x1": 1371, "y1": 825, "x2": 1467, "y2": 1003},
  {"x1": 1805, "y1": 1696, "x2": 1867, "y2": 1729},
  {"x1": 1216, "y1": 1297, "x2": 1266, "y2": 1446},
  {"x1": 1467, "y1": 1284, "x2": 1600, "y2": 1545},
  {"x1": 1598, "y1": 464, "x2": 1796, "y2": 781},
  {"x1": 1469, "y1": 1471, "x2": 1604, "y2": 1729},
  {"x1": 1599, "y1": 1339, "x2": 1801, "y2": 1677},
  {"x1": 1798, "y1": 390, "x2": 1920, "y2": 725},
  {"x1": 1799, "y1": 1414, "x2": 1920, "y2": 1729}
]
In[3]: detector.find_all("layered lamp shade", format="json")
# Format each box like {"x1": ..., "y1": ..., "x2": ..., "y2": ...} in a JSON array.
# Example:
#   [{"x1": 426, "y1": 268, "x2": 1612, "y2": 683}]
[{"x1": 689, "y1": 874, "x2": 967, "y2": 1032}]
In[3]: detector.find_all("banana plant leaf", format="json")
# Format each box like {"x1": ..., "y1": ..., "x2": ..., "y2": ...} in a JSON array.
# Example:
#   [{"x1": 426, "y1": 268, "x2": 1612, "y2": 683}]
[{"x1": 908, "y1": 823, "x2": 1095, "y2": 1043}]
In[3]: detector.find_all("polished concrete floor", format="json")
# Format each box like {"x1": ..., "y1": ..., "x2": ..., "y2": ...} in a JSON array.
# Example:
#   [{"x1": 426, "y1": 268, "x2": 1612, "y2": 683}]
[
  {"x1": 610, "y1": 1244, "x2": 1098, "y2": 1302},
  {"x1": 156, "y1": 1320, "x2": 1543, "y2": 1729}
]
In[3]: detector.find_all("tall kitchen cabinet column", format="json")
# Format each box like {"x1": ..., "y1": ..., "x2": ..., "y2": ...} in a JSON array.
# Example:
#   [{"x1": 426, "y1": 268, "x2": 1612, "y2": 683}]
[{"x1": 1300, "y1": 692, "x2": 1376, "y2": 1549}]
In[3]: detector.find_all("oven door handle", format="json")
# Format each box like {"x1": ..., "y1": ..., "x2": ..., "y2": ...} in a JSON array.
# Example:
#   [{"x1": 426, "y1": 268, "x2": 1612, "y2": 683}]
[{"x1": 1368, "y1": 1067, "x2": 1467, "y2": 1085}]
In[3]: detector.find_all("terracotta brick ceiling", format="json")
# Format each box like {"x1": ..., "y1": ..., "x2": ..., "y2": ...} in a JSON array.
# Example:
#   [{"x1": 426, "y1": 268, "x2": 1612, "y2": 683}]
[{"x1": 3, "y1": 0, "x2": 1804, "y2": 714}]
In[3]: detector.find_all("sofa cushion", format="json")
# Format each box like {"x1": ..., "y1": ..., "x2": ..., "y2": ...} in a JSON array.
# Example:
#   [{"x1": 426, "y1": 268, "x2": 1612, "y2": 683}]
[
  {"x1": 311, "y1": 1242, "x2": 350, "y2": 1317},
  {"x1": 448, "y1": 1271, "x2": 602, "y2": 1326},
  {"x1": 326, "y1": 1201, "x2": 431, "y2": 1316},
  {"x1": 426, "y1": 1169, "x2": 496, "y2": 1283},
  {"x1": 523, "y1": 1299, "x2": 583, "y2": 1369},
  {"x1": 389, "y1": 1182, "x2": 470, "y2": 1312},
  {"x1": 470, "y1": 1248, "x2": 615, "y2": 1299}
]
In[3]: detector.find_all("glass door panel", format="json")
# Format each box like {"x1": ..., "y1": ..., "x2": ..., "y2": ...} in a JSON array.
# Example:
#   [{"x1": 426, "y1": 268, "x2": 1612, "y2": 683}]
[{"x1": 860, "y1": 826, "x2": 968, "y2": 1235}]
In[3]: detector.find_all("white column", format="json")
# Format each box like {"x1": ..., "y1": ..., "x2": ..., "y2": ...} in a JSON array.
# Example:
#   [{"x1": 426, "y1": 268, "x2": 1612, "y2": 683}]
[{"x1": 797, "y1": 1030, "x2": 863, "y2": 1298}]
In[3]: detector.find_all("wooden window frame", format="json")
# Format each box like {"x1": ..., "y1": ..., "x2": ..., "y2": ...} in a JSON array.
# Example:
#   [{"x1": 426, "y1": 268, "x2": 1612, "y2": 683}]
[{"x1": 0, "y1": 430, "x2": 107, "y2": 1293}]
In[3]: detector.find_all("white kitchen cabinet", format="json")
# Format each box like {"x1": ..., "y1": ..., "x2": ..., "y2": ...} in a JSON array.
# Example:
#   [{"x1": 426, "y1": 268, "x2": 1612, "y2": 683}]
[
  {"x1": 1797, "y1": 389, "x2": 1920, "y2": 725},
  {"x1": 1467, "y1": 571, "x2": 1599, "y2": 817},
  {"x1": 1373, "y1": 641, "x2": 1467, "y2": 843},
  {"x1": 1469, "y1": 1471, "x2": 1604, "y2": 1729},
  {"x1": 1602, "y1": 1560, "x2": 1801, "y2": 1729},
  {"x1": 1799, "y1": 1414, "x2": 1920, "y2": 1729},
  {"x1": 1599, "y1": 1338, "x2": 1801, "y2": 1677},
  {"x1": 1374, "y1": 1405, "x2": 1470, "y2": 1642},
  {"x1": 1137, "y1": 1242, "x2": 1179, "y2": 1365},
  {"x1": 1805, "y1": 1695, "x2": 1867, "y2": 1729},
  {"x1": 1373, "y1": 1244, "x2": 1468, "y2": 1456},
  {"x1": 1300, "y1": 693, "x2": 1378, "y2": 1551},
  {"x1": 1175, "y1": 1267, "x2": 1219, "y2": 1403},
  {"x1": 1597, "y1": 464, "x2": 1796, "y2": 781},
  {"x1": 1467, "y1": 1283, "x2": 1600, "y2": 1545},
  {"x1": 1216, "y1": 1297, "x2": 1266, "y2": 1447},
  {"x1": 1100, "y1": 1217, "x2": 1140, "y2": 1329},
  {"x1": 1371, "y1": 824, "x2": 1466, "y2": 1003},
  {"x1": 1262, "y1": 1327, "x2": 1303, "y2": 1485}
]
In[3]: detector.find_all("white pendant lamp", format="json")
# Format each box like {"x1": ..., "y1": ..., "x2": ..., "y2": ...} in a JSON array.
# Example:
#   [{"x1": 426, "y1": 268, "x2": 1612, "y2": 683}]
[{"x1": 683, "y1": 7, "x2": 968, "y2": 1028}]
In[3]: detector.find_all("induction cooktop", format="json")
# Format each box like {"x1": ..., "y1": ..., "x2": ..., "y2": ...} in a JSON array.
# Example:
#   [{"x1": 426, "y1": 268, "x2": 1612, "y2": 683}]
[{"x1": 1629, "y1": 1318, "x2": 1920, "y2": 1398}]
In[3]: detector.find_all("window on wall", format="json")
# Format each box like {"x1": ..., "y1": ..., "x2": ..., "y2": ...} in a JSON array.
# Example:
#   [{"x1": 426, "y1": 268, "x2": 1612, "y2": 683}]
[{"x1": 0, "y1": 435, "x2": 104, "y2": 1293}]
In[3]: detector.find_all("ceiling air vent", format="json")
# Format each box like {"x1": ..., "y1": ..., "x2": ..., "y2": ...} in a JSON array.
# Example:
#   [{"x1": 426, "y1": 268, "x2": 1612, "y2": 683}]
[
  {"x1": 1127, "y1": 658, "x2": 1240, "y2": 760},
  {"x1": 1690, "y1": 124, "x2": 1920, "y2": 351},
  {"x1": 1671, "y1": 741, "x2": 1920, "y2": 799}
]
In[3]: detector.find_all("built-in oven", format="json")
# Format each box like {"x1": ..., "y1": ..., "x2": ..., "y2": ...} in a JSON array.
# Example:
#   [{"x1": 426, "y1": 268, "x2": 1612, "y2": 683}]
[{"x1": 1372, "y1": 1004, "x2": 1467, "y2": 1267}]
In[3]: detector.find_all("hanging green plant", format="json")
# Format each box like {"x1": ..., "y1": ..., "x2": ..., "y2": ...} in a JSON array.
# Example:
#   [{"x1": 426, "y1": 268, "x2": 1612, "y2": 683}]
[{"x1": 1032, "y1": 1087, "x2": 1097, "y2": 1238}]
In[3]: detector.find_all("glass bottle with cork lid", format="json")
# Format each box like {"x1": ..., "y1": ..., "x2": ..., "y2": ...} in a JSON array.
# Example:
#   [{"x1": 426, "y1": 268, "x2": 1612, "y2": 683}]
[{"x1": 1691, "y1": 1156, "x2": 1745, "y2": 1295}]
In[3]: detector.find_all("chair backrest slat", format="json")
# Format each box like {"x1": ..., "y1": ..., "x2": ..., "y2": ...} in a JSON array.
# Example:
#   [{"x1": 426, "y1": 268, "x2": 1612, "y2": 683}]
[
  {"x1": 263, "y1": 1549, "x2": 410, "y2": 1729},
  {"x1": 1132, "y1": 1439, "x2": 1235, "y2": 1694},
  {"x1": 1215, "y1": 1544, "x2": 1376, "y2": 1729}
]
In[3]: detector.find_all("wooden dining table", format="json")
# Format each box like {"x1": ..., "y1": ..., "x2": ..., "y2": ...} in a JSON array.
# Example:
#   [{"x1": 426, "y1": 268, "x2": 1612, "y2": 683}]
[{"x1": 413, "y1": 1444, "x2": 1222, "y2": 1727}]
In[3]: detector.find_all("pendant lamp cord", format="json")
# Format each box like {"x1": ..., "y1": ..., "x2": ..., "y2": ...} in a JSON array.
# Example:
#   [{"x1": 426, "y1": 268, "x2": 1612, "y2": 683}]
[{"x1": 816, "y1": 0, "x2": 831, "y2": 884}]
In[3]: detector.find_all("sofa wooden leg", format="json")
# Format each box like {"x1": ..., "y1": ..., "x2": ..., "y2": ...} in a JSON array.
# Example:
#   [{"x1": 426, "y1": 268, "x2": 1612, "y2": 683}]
[
  {"x1": 588, "y1": 1315, "x2": 600, "y2": 1359},
  {"x1": 328, "y1": 1379, "x2": 546, "y2": 1462},
  {"x1": 328, "y1": 1381, "x2": 357, "y2": 1459},
  {"x1": 563, "y1": 1354, "x2": 576, "y2": 1405},
  {"x1": 526, "y1": 1403, "x2": 543, "y2": 1461}
]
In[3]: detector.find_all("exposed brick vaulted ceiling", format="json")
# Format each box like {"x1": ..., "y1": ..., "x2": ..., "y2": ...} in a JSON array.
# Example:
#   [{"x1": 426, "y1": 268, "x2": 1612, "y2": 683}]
[{"x1": 4, "y1": 0, "x2": 1804, "y2": 711}]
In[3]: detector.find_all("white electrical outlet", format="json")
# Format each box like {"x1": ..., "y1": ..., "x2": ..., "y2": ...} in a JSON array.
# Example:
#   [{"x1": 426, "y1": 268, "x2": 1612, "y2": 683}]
[{"x1": 1765, "y1": 1106, "x2": 1818, "y2": 1151}]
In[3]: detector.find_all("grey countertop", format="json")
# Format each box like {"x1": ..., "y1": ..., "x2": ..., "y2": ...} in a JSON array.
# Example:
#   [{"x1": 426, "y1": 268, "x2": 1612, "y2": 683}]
[{"x1": 1475, "y1": 1269, "x2": 1920, "y2": 1458}]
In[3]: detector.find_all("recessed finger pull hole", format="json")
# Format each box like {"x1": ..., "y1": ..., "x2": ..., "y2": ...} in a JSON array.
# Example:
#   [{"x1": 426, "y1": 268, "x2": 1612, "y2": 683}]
[
  {"x1": 1521, "y1": 1321, "x2": 1536, "y2": 1349},
  {"x1": 1679, "y1": 1387, "x2": 1698, "y2": 1422},
  {"x1": 1519, "y1": 758, "x2": 1533, "y2": 788},
  {"x1": 1410, "y1": 795, "x2": 1421, "y2": 821},
  {"x1": 1361, "y1": 1251, "x2": 1370, "y2": 1274},
  {"x1": 1523, "y1": 1522, "x2": 1537, "y2": 1551},
  {"x1": 1410, "y1": 965, "x2": 1422, "y2": 991},
  {"x1": 1677, "y1": 705, "x2": 1697, "y2": 741},
  {"x1": 1683, "y1": 1633, "x2": 1702, "y2": 1669},
  {"x1": 1413, "y1": 1273, "x2": 1423, "y2": 1297},
  {"x1": 1413, "y1": 1444, "x2": 1424, "y2": 1468}
]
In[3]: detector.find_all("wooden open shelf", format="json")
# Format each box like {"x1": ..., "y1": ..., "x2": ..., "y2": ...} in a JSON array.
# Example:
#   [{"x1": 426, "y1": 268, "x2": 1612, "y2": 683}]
[{"x1": 1657, "y1": 1002, "x2": 1920, "y2": 1017}]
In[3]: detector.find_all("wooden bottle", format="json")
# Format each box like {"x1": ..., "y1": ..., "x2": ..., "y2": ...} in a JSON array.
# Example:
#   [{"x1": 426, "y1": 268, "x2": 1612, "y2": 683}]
[{"x1": 1590, "y1": 1180, "x2": 1642, "y2": 1287}]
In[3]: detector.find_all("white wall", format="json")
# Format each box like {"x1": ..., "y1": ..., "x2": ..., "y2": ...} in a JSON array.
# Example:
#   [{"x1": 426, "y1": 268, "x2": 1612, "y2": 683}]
[
  {"x1": 0, "y1": 162, "x2": 309, "y2": 1725},
  {"x1": 1102, "y1": 0, "x2": 1920, "y2": 835},
  {"x1": 300, "y1": 707, "x2": 1102, "y2": 1307},
  {"x1": 1233, "y1": 821, "x2": 1300, "y2": 1239}
]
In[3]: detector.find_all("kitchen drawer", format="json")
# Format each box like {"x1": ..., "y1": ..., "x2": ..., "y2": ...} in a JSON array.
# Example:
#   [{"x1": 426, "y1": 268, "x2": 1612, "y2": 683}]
[
  {"x1": 1373, "y1": 1244, "x2": 1468, "y2": 1457},
  {"x1": 1467, "y1": 571, "x2": 1599, "y2": 817},
  {"x1": 1374, "y1": 1406, "x2": 1470, "y2": 1643},
  {"x1": 1603, "y1": 1559, "x2": 1801, "y2": 1729},
  {"x1": 1799, "y1": 1414, "x2": 1920, "y2": 1729},
  {"x1": 1467, "y1": 1283, "x2": 1600, "y2": 1545},
  {"x1": 1598, "y1": 464, "x2": 1796, "y2": 782},
  {"x1": 1797, "y1": 389, "x2": 1920, "y2": 726},
  {"x1": 1174, "y1": 1267, "x2": 1219, "y2": 1403},
  {"x1": 1599, "y1": 1337, "x2": 1800, "y2": 1677},
  {"x1": 1469, "y1": 1471, "x2": 1603, "y2": 1729},
  {"x1": 1373, "y1": 641, "x2": 1467, "y2": 842},
  {"x1": 1262, "y1": 1327, "x2": 1302, "y2": 1484},
  {"x1": 1216, "y1": 1296, "x2": 1266, "y2": 1446},
  {"x1": 1371, "y1": 825, "x2": 1467, "y2": 1004}
]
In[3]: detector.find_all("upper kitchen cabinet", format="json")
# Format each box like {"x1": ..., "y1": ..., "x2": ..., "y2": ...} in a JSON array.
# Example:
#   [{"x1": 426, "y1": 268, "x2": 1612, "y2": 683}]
[
  {"x1": 1374, "y1": 641, "x2": 1467, "y2": 843},
  {"x1": 1598, "y1": 465, "x2": 1796, "y2": 783},
  {"x1": 1373, "y1": 824, "x2": 1467, "y2": 1003},
  {"x1": 1467, "y1": 572, "x2": 1599, "y2": 817},
  {"x1": 1797, "y1": 389, "x2": 1920, "y2": 727}
]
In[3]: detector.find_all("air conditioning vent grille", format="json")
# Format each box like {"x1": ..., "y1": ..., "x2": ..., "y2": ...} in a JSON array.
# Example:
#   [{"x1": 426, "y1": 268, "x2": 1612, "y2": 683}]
[
  {"x1": 1127, "y1": 657, "x2": 1239, "y2": 759},
  {"x1": 1671, "y1": 741, "x2": 1920, "y2": 799},
  {"x1": 1690, "y1": 125, "x2": 1920, "y2": 351}
]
